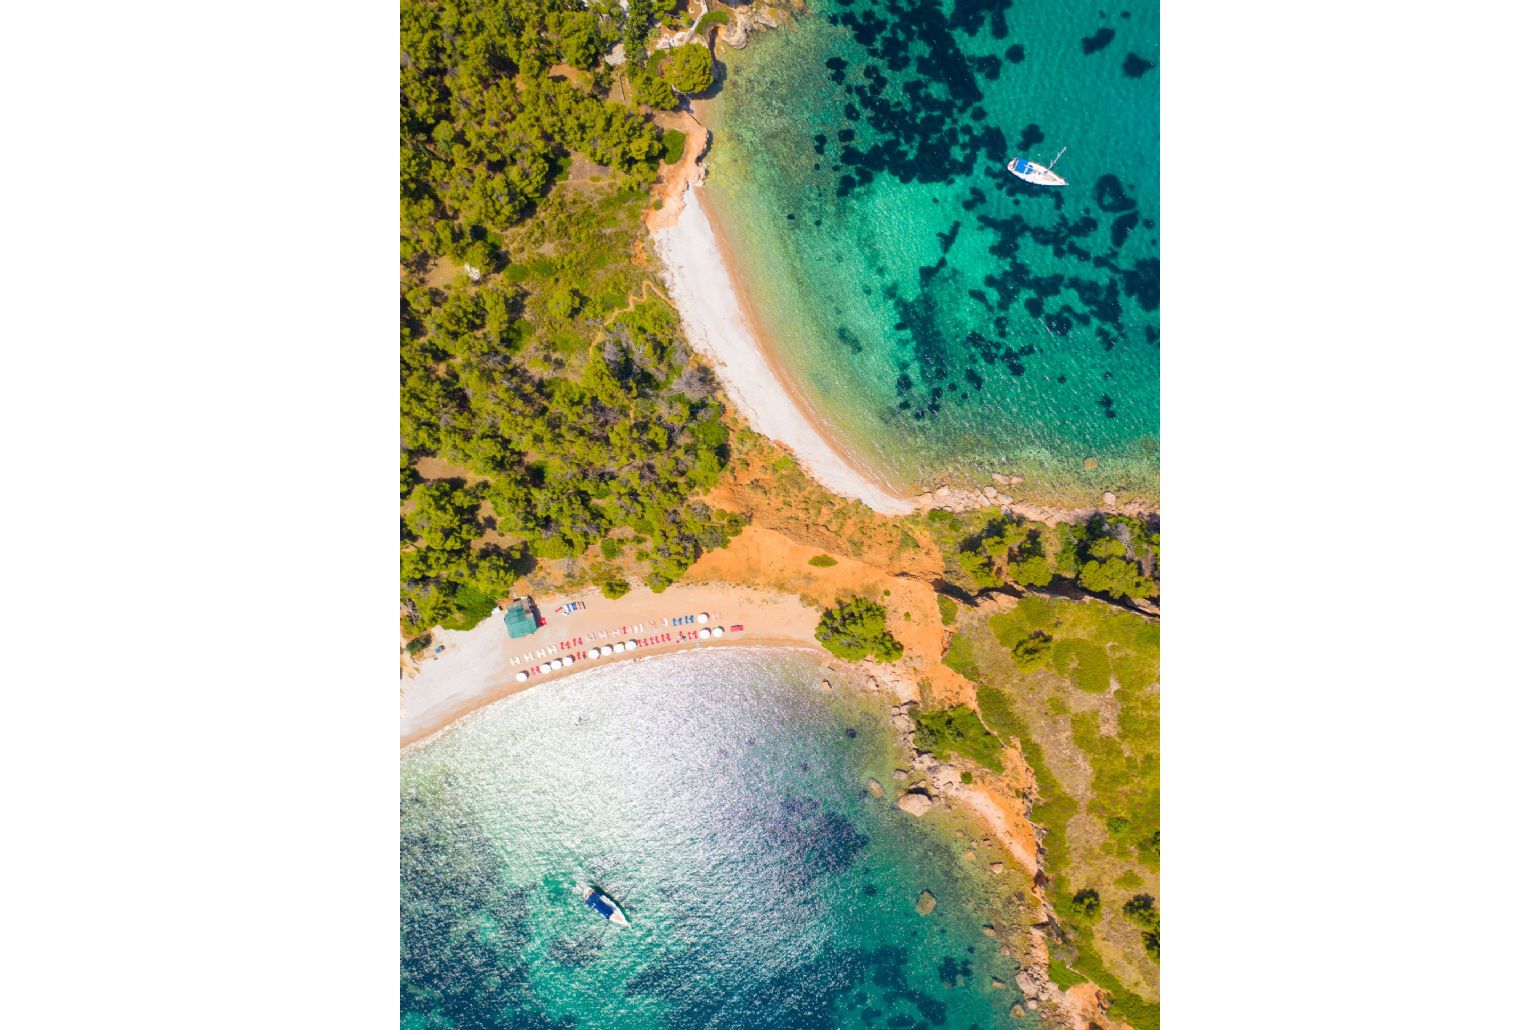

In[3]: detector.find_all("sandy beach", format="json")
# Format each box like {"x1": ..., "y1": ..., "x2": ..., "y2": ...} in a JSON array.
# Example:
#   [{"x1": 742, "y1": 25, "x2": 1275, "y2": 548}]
[
  {"x1": 400, "y1": 583, "x2": 823, "y2": 748},
  {"x1": 651, "y1": 180, "x2": 916, "y2": 516}
]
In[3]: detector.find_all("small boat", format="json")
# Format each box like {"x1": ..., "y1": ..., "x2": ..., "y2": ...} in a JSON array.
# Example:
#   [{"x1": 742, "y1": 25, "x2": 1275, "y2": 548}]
[
  {"x1": 1005, "y1": 147, "x2": 1067, "y2": 187},
  {"x1": 584, "y1": 886, "x2": 630, "y2": 926}
]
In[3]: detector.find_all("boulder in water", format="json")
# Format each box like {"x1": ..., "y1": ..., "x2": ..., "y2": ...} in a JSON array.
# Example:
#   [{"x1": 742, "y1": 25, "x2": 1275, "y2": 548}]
[
  {"x1": 897, "y1": 790, "x2": 933, "y2": 816},
  {"x1": 866, "y1": 778, "x2": 885, "y2": 798},
  {"x1": 915, "y1": 890, "x2": 937, "y2": 916}
]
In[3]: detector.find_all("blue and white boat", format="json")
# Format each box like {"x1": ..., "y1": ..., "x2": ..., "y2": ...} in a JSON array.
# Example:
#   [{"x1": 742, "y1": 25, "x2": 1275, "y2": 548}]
[
  {"x1": 1006, "y1": 147, "x2": 1067, "y2": 187},
  {"x1": 584, "y1": 886, "x2": 631, "y2": 926}
]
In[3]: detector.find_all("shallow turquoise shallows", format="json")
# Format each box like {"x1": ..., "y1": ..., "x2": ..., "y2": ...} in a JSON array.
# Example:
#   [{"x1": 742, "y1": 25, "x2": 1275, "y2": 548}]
[
  {"x1": 401, "y1": 649, "x2": 1028, "y2": 1028},
  {"x1": 707, "y1": 0, "x2": 1159, "y2": 501}
]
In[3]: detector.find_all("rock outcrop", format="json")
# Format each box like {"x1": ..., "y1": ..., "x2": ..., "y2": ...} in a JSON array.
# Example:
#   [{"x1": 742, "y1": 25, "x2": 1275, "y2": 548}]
[{"x1": 896, "y1": 790, "x2": 933, "y2": 816}]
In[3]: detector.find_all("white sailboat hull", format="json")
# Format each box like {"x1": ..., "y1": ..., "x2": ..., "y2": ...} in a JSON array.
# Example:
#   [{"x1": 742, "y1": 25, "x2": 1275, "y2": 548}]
[{"x1": 1005, "y1": 159, "x2": 1066, "y2": 187}]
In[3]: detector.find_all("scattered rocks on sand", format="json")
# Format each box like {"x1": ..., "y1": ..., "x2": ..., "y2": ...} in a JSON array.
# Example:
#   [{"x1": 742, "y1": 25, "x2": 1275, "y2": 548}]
[
  {"x1": 1103, "y1": 491, "x2": 1117, "y2": 505},
  {"x1": 818, "y1": 679, "x2": 832, "y2": 691},
  {"x1": 866, "y1": 778, "x2": 884, "y2": 798},
  {"x1": 915, "y1": 891, "x2": 937, "y2": 916},
  {"x1": 897, "y1": 790, "x2": 933, "y2": 816},
  {"x1": 990, "y1": 862, "x2": 1005, "y2": 875}
]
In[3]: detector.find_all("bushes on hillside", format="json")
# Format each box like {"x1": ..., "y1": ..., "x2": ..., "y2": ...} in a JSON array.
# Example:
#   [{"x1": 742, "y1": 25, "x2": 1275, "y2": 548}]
[
  {"x1": 662, "y1": 43, "x2": 713, "y2": 94},
  {"x1": 815, "y1": 596, "x2": 903, "y2": 662},
  {"x1": 1122, "y1": 893, "x2": 1158, "y2": 928},
  {"x1": 913, "y1": 705, "x2": 1003, "y2": 772}
]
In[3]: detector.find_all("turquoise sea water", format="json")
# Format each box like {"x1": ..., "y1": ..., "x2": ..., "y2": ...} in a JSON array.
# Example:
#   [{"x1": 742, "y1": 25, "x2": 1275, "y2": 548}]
[
  {"x1": 402, "y1": 649, "x2": 1029, "y2": 1028},
  {"x1": 707, "y1": 0, "x2": 1159, "y2": 501}
]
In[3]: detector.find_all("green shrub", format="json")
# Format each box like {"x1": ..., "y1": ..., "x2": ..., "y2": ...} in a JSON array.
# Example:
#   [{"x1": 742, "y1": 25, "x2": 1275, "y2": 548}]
[
  {"x1": 1008, "y1": 629, "x2": 1054, "y2": 671},
  {"x1": 958, "y1": 548, "x2": 1002, "y2": 588},
  {"x1": 808, "y1": 553, "x2": 837, "y2": 567},
  {"x1": 1122, "y1": 893, "x2": 1158, "y2": 929},
  {"x1": 600, "y1": 576, "x2": 630, "y2": 600},
  {"x1": 1069, "y1": 887, "x2": 1101, "y2": 920},
  {"x1": 814, "y1": 596, "x2": 903, "y2": 662},
  {"x1": 1007, "y1": 554, "x2": 1053, "y2": 588},
  {"x1": 660, "y1": 128, "x2": 687, "y2": 164},
  {"x1": 662, "y1": 43, "x2": 713, "y2": 94},
  {"x1": 600, "y1": 537, "x2": 622, "y2": 560},
  {"x1": 936, "y1": 594, "x2": 958, "y2": 625},
  {"x1": 913, "y1": 705, "x2": 1003, "y2": 772},
  {"x1": 1078, "y1": 557, "x2": 1157, "y2": 600},
  {"x1": 1142, "y1": 924, "x2": 1159, "y2": 960},
  {"x1": 629, "y1": 66, "x2": 679, "y2": 110},
  {"x1": 546, "y1": 286, "x2": 580, "y2": 318}
]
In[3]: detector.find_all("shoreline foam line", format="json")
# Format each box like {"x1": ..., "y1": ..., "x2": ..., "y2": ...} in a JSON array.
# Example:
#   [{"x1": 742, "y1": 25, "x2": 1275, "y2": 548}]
[{"x1": 652, "y1": 182, "x2": 915, "y2": 516}]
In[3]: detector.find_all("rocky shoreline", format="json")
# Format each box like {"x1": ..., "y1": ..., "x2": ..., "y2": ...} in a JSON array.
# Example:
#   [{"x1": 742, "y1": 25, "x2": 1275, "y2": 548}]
[
  {"x1": 914, "y1": 473, "x2": 1159, "y2": 526},
  {"x1": 819, "y1": 658, "x2": 1132, "y2": 1030}
]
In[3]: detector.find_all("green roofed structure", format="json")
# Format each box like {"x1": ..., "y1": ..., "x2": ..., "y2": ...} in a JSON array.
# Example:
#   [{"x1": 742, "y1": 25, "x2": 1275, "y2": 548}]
[{"x1": 503, "y1": 597, "x2": 538, "y2": 639}]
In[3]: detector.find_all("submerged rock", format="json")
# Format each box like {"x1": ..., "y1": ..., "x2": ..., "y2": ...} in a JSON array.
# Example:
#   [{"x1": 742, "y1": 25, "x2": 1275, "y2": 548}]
[
  {"x1": 1010, "y1": 1002, "x2": 1026, "y2": 1019},
  {"x1": 992, "y1": 977, "x2": 1008, "y2": 989},
  {"x1": 866, "y1": 778, "x2": 885, "y2": 798},
  {"x1": 915, "y1": 890, "x2": 937, "y2": 915},
  {"x1": 990, "y1": 862, "x2": 1005, "y2": 874}
]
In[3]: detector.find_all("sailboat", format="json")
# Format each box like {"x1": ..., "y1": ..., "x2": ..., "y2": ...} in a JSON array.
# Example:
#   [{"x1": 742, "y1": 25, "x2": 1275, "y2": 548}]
[{"x1": 1005, "y1": 147, "x2": 1067, "y2": 187}]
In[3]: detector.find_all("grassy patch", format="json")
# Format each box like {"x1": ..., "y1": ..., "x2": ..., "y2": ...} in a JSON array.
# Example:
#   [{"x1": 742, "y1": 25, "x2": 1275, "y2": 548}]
[
  {"x1": 1051, "y1": 637, "x2": 1112, "y2": 693},
  {"x1": 808, "y1": 553, "x2": 837, "y2": 567},
  {"x1": 941, "y1": 632, "x2": 982, "y2": 681},
  {"x1": 936, "y1": 593, "x2": 958, "y2": 626},
  {"x1": 913, "y1": 705, "x2": 1003, "y2": 772}
]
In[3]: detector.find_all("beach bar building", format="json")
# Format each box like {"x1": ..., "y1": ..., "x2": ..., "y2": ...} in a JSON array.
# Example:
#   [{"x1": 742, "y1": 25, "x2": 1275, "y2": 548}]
[{"x1": 503, "y1": 597, "x2": 538, "y2": 639}]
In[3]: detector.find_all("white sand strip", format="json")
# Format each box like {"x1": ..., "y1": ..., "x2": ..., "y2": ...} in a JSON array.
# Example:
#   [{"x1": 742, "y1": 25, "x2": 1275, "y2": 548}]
[
  {"x1": 400, "y1": 583, "x2": 823, "y2": 747},
  {"x1": 652, "y1": 185, "x2": 915, "y2": 515}
]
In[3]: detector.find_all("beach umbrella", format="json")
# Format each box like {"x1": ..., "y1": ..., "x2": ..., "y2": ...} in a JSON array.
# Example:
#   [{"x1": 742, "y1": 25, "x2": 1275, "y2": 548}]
[
  {"x1": 712, "y1": 626, "x2": 724, "y2": 638},
  {"x1": 601, "y1": 644, "x2": 614, "y2": 656},
  {"x1": 625, "y1": 639, "x2": 637, "y2": 651},
  {"x1": 515, "y1": 671, "x2": 528, "y2": 683},
  {"x1": 587, "y1": 648, "x2": 600, "y2": 659},
  {"x1": 562, "y1": 655, "x2": 575, "y2": 667},
  {"x1": 698, "y1": 612, "x2": 710, "y2": 622},
  {"x1": 539, "y1": 662, "x2": 552, "y2": 673}
]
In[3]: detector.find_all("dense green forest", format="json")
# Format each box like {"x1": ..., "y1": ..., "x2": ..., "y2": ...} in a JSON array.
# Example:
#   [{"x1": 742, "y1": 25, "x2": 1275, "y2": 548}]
[{"x1": 400, "y1": 0, "x2": 742, "y2": 634}]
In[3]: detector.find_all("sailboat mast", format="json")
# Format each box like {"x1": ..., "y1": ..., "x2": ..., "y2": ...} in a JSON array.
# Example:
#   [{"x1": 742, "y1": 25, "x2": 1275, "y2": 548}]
[{"x1": 1047, "y1": 146, "x2": 1066, "y2": 170}]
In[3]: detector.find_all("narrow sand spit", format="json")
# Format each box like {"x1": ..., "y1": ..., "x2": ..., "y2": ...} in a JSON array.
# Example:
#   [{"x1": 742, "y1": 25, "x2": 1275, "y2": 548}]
[{"x1": 652, "y1": 183, "x2": 915, "y2": 516}]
